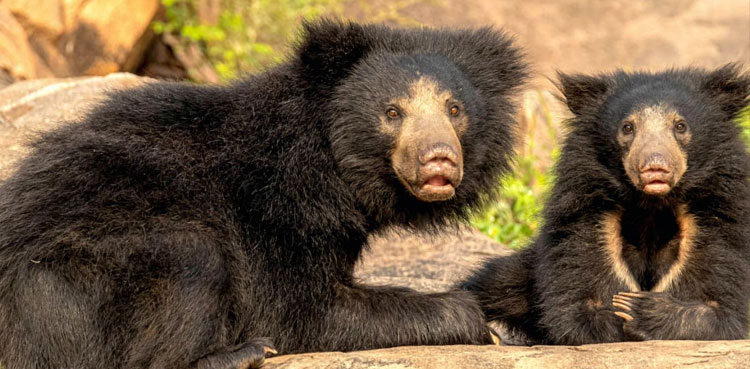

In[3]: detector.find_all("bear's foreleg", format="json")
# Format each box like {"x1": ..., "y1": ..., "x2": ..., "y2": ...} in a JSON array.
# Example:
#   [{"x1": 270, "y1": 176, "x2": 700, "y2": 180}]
[
  {"x1": 310, "y1": 284, "x2": 496, "y2": 351},
  {"x1": 459, "y1": 250, "x2": 542, "y2": 345}
]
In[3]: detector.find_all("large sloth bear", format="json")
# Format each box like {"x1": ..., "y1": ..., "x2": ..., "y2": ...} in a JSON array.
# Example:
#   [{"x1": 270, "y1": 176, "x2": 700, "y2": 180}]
[
  {"x1": 462, "y1": 64, "x2": 750, "y2": 345},
  {"x1": 0, "y1": 20, "x2": 527, "y2": 369}
]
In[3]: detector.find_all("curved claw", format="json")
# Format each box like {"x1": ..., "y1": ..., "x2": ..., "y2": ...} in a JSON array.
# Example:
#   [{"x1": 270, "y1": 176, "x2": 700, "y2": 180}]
[
  {"x1": 612, "y1": 301, "x2": 632, "y2": 311},
  {"x1": 488, "y1": 326, "x2": 502, "y2": 345},
  {"x1": 490, "y1": 331, "x2": 501, "y2": 345},
  {"x1": 618, "y1": 292, "x2": 645, "y2": 298},
  {"x1": 612, "y1": 295, "x2": 635, "y2": 310},
  {"x1": 614, "y1": 311, "x2": 634, "y2": 321}
]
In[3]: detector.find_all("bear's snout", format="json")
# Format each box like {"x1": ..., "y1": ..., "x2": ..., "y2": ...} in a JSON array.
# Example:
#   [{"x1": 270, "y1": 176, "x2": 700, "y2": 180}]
[
  {"x1": 620, "y1": 105, "x2": 689, "y2": 198},
  {"x1": 415, "y1": 144, "x2": 463, "y2": 201},
  {"x1": 632, "y1": 151, "x2": 682, "y2": 196},
  {"x1": 392, "y1": 131, "x2": 465, "y2": 203},
  {"x1": 639, "y1": 166, "x2": 674, "y2": 196}
]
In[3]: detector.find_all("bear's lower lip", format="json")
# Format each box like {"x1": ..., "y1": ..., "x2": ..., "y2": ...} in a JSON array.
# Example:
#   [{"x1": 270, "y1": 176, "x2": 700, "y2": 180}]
[
  {"x1": 643, "y1": 181, "x2": 671, "y2": 196},
  {"x1": 416, "y1": 176, "x2": 455, "y2": 202},
  {"x1": 425, "y1": 175, "x2": 448, "y2": 186}
]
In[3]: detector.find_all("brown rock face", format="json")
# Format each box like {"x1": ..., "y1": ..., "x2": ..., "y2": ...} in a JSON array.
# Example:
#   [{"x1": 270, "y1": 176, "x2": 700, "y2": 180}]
[
  {"x1": 0, "y1": 0, "x2": 160, "y2": 81},
  {"x1": 61, "y1": 0, "x2": 88, "y2": 31},
  {"x1": 67, "y1": 0, "x2": 160, "y2": 75},
  {"x1": 0, "y1": 4, "x2": 53, "y2": 81},
  {"x1": 3, "y1": 0, "x2": 65, "y2": 39}
]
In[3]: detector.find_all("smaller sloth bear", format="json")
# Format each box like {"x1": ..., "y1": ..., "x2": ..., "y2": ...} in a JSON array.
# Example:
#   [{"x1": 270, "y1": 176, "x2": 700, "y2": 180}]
[
  {"x1": 462, "y1": 64, "x2": 750, "y2": 345},
  {"x1": 0, "y1": 20, "x2": 527, "y2": 369}
]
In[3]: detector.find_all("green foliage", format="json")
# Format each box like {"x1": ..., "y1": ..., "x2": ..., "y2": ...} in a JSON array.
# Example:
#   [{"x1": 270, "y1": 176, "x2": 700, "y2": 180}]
[
  {"x1": 153, "y1": 0, "x2": 341, "y2": 80},
  {"x1": 472, "y1": 155, "x2": 555, "y2": 249},
  {"x1": 473, "y1": 92, "x2": 559, "y2": 249},
  {"x1": 738, "y1": 105, "x2": 750, "y2": 149}
]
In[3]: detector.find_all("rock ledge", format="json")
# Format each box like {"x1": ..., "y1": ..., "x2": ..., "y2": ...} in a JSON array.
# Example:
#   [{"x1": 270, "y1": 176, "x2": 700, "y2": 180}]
[{"x1": 265, "y1": 340, "x2": 750, "y2": 369}]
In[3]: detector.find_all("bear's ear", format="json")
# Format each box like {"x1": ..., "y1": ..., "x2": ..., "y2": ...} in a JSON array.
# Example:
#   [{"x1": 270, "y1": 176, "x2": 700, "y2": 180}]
[
  {"x1": 296, "y1": 19, "x2": 374, "y2": 90},
  {"x1": 700, "y1": 63, "x2": 750, "y2": 118},
  {"x1": 556, "y1": 72, "x2": 610, "y2": 116}
]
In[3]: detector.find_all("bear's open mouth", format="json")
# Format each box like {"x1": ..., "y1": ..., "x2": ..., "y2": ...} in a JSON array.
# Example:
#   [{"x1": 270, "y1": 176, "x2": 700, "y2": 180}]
[
  {"x1": 416, "y1": 175, "x2": 455, "y2": 201},
  {"x1": 425, "y1": 175, "x2": 449, "y2": 187},
  {"x1": 639, "y1": 167, "x2": 673, "y2": 196}
]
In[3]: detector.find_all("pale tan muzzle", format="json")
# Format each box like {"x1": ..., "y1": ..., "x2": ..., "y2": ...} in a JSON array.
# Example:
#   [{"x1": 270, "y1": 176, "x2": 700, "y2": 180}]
[
  {"x1": 387, "y1": 78, "x2": 466, "y2": 202},
  {"x1": 622, "y1": 105, "x2": 688, "y2": 196}
]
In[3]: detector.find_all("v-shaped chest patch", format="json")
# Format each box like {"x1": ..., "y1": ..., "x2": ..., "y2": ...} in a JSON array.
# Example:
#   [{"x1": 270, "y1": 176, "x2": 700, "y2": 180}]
[{"x1": 599, "y1": 205, "x2": 698, "y2": 292}]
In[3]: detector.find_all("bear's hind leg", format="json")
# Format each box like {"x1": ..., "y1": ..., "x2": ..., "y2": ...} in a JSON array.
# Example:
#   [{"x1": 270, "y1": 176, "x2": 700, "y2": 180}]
[{"x1": 0, "y1": 268, "x2": 110, "y2": 369}]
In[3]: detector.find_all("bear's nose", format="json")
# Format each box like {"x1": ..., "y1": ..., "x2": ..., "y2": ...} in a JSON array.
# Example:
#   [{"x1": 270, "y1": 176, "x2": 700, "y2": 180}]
[
  {"x1": 419, "y1": 143, "x2": 459, "y2": 166},
  {"x1": 638, "y1": 153, "x2": 671, "y2": 173}
]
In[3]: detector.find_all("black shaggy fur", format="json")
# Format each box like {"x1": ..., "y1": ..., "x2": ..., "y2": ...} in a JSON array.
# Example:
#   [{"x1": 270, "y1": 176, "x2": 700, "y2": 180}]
[
  {"x1": 462, "y1": 64, "x2": 750, "y2": 345},
  {"x1": 0, "y1": 20, "x2": 527, "y2": 368}
]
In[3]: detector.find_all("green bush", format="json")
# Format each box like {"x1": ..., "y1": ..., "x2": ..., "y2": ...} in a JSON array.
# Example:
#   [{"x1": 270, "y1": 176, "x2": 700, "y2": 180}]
[
  {"x1": 738, "y1": 105, "x2": 750, "y2": 149},
  {"x1": 153, "y1": 0, "x2": 342, "y2": 80},
  {"x1": 472, "y1": 155, "x2": 555, "y2": 249},
  {"x1": 472, "y1": 92, "x2": 559, "y2": 249}
]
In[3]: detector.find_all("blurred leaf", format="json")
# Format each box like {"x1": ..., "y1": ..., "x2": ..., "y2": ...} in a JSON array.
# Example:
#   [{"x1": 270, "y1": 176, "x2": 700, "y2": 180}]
[
  {"x1": 737, "y1": 105, "x2": 750, "y2": 149},
  {"x1": 250, "y1": 43, "x2": 274, "y2": 56},
  {"x1": 472, "y1": 93, "x2": 558, "y2": 249},
  {"x1": 152, "y1": 21, "x2": 166, "y2": 34},
  {"x1": 152, "y1": 0, "x2": 343, "y2": 82}
]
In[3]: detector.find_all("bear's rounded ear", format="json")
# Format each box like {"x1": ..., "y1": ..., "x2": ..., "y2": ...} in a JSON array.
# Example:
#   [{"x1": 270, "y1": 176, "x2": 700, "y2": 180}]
[
  {"x1": 556, "y1": 72, "x2": 610, "y2": 117},
  {"x1": 700, "y1": 63, "x2": 750, "y2": 118},
  {"x1": 296, "y1": 19, "x2": 373, "y2": 90}
]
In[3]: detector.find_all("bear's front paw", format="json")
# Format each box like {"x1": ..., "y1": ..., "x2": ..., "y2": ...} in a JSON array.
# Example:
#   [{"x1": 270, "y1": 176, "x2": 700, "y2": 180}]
[
  {"x1": 612, "y1": 291, "x2": 679, "y2": 341},
  {"x1": 192, "y1": 338, "x2": 277, "y2": 369}
]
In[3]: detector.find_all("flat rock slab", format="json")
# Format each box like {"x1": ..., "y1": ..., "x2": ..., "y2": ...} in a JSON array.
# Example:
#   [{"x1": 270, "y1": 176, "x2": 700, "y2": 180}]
[{"x1": 265, "y1": 341, "x2": 750, "y2": 369}]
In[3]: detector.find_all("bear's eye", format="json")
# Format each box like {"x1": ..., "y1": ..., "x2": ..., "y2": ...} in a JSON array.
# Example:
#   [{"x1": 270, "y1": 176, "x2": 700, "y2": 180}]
[
  {"x1": 449, "y1": 105, "x2": 460, "y2": 117},
  {"x1": 386, "y1": 108, "x2": 400, "y2": 119},
  {"x1": 674, "y1": 120, "x2": 688, "y2": 134},
  {"x1": 621, "y1": 123, "x2": 634, "y2": 135}
]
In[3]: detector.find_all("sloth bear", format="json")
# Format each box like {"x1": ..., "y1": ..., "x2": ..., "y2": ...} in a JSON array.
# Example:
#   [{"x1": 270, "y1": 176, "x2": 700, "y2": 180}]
[
  {"x1": 0, "y1": 20, "x2": 527, "y2": 369},
  {"x1": 462, "y1": 64, "x2": 750, "y2": 345}
]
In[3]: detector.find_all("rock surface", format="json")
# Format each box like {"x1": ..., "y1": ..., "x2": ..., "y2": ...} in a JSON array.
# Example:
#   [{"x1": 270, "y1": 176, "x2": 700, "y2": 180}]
[
  {"x1": 0, "y1": 0, "x2": 159, "y2": 81},
  {"x1": 0, "y1": 3, "x2": 52, "y2": 82},
  {"x1": 360, "y1": 228, "x2": 512, "y2": 292},
  {"x1": 3, "y1": 0, "x2": 66, "y2": 39},
  {"x1": 69, "y1": 0, "x2": 160, "y2": 75},
  {"x1": 265, "y1": 341, "x2": 750, "y2": 369},
  {"x1": 2, "y1": 74, "x2": 749, "y2": 368}
]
